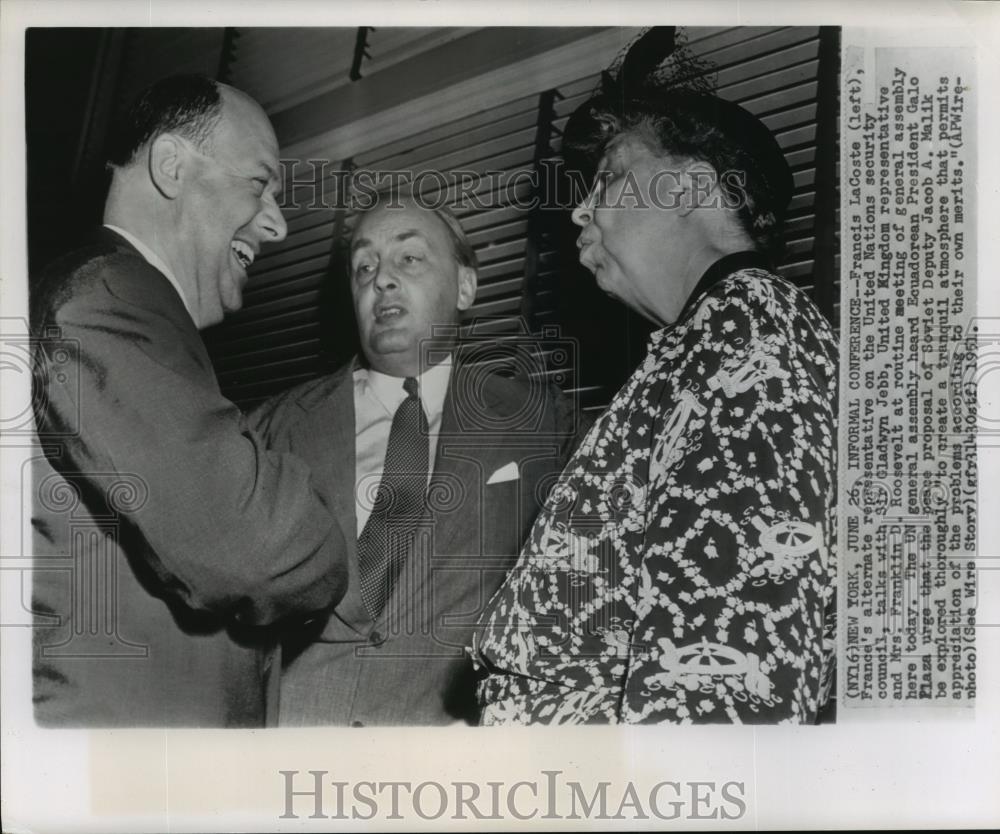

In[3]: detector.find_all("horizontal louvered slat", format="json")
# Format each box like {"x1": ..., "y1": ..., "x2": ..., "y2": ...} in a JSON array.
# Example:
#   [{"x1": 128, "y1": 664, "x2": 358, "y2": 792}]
[
  {"x1": 360, "y1": 109, "x2": 541, "y2": 173},
  {"x1": 686, "y1": 26, "x2": 784, "y2": 53},
  {"x1": 458, "y1": 204, "x2": 527, "y2": 232},
  {"x1": 206, "y1": 322, "x2": 321, "y2": 353},
  {"x1": 213, "y1": 338, "x2": 322, "y2": 373},
  {"x1": 475, "y1": 238, "x2": 527, "y2": 265},
  {"x1": 242, "y1": 273, "x2": 322, "y2": 306},
  {"x1": 207, "y1": 307, "x2": 319, "y2": 342},
  {"x1": 467, "y1": 219, "x2": 529, "y2": 248},
  {"x1": 465, "y1": 295, "x2": 523, "y2": 319},
  {"x1": 478, "y1": 256, "x2": 527, "y2": 284},
  {"x1": 228, "y1": 28, "x2": 475, "y2": 115},
  {"x1": 365, "y1": 28, "x2": 473, "y2": 76},
  {"x1": 244, "y1": 253, "x2": 332, "y2": 291},
  {"x1": 252, "y1": 236, "x2": 333, "y2": 272},
  {"x1": 260, "y1": 216, "x2": 337, "y2": 255},
  {"x1": 723, "y1": 68, "x2": 819, "y2": 108},
  {"x1": 717, "y1": 41, "x2": 819, "y2": 91},
  {"x1": 459, "y1": 316, "x2": 531, "y2": 338},
  {"x1": 217, "y1": 353, "x2": 323, "y2": 385},
  {"x1": 475, "y1": 276, "x2": 526, "y2": 301},
  {"x1": 222, "y1": 290, "x2": 322, "y2": 326},
  {"x1": 707, "y1": 28, "x2": 820, "y2": 74},
  {"x1": 219, "y1": 373, "x2": 321, "y2": 405},
  {"x1": 785, "y1": 213, "x2": 816, "y2": 236},
  {"x1": 354, "y1": 91, "x2": 543, "y2": 168}
]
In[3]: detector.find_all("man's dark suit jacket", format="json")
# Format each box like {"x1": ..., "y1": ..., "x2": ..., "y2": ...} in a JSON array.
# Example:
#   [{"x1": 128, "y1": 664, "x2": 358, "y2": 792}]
[
  {"x1": 250, "y1": 358, "x2": 578, "y2": 725},
  {"x1": 30, "y1": 228, "x2": 348, "y2": 727}
]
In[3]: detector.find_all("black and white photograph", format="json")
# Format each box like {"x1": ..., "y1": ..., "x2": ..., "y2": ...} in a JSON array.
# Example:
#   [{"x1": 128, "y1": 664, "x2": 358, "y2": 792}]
[{"x1": 1, "y1": 1, "x2": 998, "y2": 831}]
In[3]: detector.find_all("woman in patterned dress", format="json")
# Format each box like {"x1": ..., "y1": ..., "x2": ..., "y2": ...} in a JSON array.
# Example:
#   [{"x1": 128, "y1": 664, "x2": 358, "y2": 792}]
[{"x1": 472, "y1": 88, "x2": 838, "y2": 724}]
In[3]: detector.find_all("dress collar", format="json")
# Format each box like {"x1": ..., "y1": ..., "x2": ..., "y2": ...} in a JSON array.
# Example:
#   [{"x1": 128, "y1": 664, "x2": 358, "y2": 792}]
[
  {"x1": 676, "y1": 249, "x2": 772, "y2": 324},
  {"x1": 648, "y1": 250, "x2": 773, "y2": 351}
]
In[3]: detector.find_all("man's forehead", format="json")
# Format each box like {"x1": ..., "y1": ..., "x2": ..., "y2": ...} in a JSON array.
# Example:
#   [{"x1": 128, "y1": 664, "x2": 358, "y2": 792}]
[{"x1": 353, "y1": 204, "x2": 443, "y2": 247}]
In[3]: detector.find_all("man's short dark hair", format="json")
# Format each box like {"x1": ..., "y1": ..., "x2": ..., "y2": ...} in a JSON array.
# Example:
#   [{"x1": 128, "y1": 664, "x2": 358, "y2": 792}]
[
  {"x1": 355, "y1": 194, "x2": 479, "y2": 273},
  {"x1": 428, "y1": 204, "x2": 478, "y2": 272},
  {"x1": 564, "y1": 86, "x2": 794, "y2": 257},
  {"x1": 106, "y1": 73, "x2": 223, "y2": 168}
]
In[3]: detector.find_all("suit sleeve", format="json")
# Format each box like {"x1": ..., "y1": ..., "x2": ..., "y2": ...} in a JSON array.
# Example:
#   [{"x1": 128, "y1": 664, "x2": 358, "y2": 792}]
[
  {"x1": 33, "y1": 271, "x2": 348, "y2": 627},
  {"x1": 245, "y1": 385, "x2": 297, "y2": 452}
]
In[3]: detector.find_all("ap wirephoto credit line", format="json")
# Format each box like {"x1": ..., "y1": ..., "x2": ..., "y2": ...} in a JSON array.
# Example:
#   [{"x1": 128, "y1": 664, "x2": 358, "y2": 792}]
[{"x1": 839, "y1": 44, "x2": 978, "y2": 710}]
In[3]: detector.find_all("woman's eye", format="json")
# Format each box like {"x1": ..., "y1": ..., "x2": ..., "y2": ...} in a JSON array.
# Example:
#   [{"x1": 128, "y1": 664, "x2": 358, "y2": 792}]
[
  {"x1": 353, "y1": 262, "x2": 374, "y2": 279},
  {"x1": 401, "y1": 253, "x2": 422, "y2": 265}
]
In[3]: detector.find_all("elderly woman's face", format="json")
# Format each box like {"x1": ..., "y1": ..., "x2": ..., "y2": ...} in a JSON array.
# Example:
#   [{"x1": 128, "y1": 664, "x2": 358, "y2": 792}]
[{"x1": 571, "y1": 133, "x2": 689, "y2": 325}]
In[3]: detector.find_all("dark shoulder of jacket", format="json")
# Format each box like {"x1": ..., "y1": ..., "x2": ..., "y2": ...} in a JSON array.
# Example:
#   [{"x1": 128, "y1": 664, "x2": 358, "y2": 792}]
[
  {"x1": 30, "y1": 238, "x2": 123, "y2": 333},
  {"x1": 476, "y1": 366, "x2": 578, "y2": 438},
  {"x1": 247, "y1": 360, "x2": 355, "y2": 442}
]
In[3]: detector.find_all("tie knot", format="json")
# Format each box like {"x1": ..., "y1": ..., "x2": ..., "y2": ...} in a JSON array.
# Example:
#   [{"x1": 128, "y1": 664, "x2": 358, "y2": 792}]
[{"x1": 403, "y1": 376, "x2": 419, "y2": 398}]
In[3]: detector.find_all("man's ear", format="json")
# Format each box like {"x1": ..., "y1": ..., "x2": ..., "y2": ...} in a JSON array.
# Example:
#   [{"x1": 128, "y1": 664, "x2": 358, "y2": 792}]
[
  {"x1": 678, "y1": 160, "x2": 719, "y2": 217},
  {"x1": 148, "y1": 134, "x2": 186, "y2": 199},
  {"x1": 456, "y1": 265, "x2": 477, "y2": 312}
]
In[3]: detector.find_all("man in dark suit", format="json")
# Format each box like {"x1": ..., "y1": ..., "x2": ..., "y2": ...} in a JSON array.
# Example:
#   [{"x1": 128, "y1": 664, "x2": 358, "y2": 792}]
[
  {"x1": 30, "y1": 75, "x2": 348, "y2": 727},
  {"x1": 250, "y1": 196, "x2": 577, "y2": 725}
]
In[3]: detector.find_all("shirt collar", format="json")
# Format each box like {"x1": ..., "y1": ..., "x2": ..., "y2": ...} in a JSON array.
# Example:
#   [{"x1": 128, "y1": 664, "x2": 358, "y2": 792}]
[
  {"x1": 103, "y1": 224, "x2": 196, "y2": 322},
  {"x1": 356, "y1": 354, "x2": 453, "y2": 419}
]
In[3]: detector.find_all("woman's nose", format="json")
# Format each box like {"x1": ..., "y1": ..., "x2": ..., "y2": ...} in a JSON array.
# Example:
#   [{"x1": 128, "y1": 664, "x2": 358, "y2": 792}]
[{"x1": 571, "y1": 201, "x2": 592, "y2": 227}]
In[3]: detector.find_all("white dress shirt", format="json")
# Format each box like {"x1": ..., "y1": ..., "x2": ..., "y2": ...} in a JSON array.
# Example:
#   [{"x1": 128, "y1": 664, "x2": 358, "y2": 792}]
[
  {"x1": 353, "y1": 356, "x2": 453, "y2": 535},
  {"x1": 104, "y1": 224, "x2": 196, "y2": 323}
]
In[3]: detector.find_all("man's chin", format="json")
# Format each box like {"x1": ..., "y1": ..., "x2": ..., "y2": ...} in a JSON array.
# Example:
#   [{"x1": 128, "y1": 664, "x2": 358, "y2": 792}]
[
  {"x1": 368, "y1": 323, "x2": 413, "y2": 349},
  {"x1": 220, "y1": 276, "x2": 246, "y2": 316},
  {"x1": 222, "y1": 296, "x2": 243, "y2": 315},
  {"x1": 198, "y1": 295, "x2": 239, "y2": 330},
  {"x1": 363, "y1": 332, "x2": 420, "y2": 371}
]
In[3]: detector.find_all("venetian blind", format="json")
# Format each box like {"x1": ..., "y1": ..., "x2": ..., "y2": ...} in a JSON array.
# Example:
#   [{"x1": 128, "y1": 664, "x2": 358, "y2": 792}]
[{"x1": 204, "y1": 25, "x2": 838, "y2": 411}]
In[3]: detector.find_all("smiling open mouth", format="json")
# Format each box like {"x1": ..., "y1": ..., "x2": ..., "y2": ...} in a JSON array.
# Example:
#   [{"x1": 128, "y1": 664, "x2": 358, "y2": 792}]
[{"x1": 231, "y1": 240, "x2": 255, "y2": 269}]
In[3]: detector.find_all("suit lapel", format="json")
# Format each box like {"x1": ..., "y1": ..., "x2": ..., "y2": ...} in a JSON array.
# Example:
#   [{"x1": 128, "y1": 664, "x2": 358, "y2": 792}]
[
  {"x1": 320, "y1": 367, "x2": 374, "y2": 636},
  {"x1": 428, "y1": 365, "x2": 519, "y2": 557}
]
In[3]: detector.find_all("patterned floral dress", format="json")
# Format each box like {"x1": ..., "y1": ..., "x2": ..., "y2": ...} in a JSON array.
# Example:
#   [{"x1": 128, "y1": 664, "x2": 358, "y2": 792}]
[{"x1": 472, "y1": 254, "x2": 838, "y2": 724}]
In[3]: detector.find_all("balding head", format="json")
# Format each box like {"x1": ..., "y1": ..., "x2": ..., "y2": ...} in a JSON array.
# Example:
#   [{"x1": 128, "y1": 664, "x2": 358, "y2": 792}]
[
  {"x1": 107, "y1": 74, "x2": 224, "y2": 169},
  {"x1": 104, "y1": 74, "x2": 287, "y2": 329}
]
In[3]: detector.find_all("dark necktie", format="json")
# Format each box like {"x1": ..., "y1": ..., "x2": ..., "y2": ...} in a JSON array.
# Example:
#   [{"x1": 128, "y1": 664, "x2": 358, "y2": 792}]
[{"x1": 357, "y1": 376, "x2": 429, "y2": 620}]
